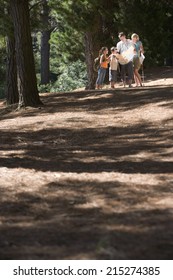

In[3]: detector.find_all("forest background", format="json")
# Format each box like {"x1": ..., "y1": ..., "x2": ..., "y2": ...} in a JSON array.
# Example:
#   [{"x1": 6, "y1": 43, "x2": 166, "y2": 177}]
[{"x1": 0, "y1": 0, "x2": 173, "y2": 105}]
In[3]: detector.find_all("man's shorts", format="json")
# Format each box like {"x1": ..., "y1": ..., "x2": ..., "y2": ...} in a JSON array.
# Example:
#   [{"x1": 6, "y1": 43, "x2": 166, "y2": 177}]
[{"x1": 109, "y1": 69, "x2": 117, "y2": 82}]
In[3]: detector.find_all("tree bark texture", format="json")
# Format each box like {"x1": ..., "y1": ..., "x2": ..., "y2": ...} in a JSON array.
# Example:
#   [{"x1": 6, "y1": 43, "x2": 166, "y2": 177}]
[
  {"x1": 84, "y1": 14, "x2": 103, "y2": 90},
  {"x1": 40, "y1": 0, "x2": 51, "y2": 85},
  {"x1": 10, "y1": 0, "x2": 42, "y2": 107},
  {"x1": 41, "y1": 30, "x2": 51, "y2": 84},
  {"x1": 5, "y1": 35, "x2": 19, "y2": 105},
  {"x1": 84, "y1": 32, "x2": 97, "y2": 90}
]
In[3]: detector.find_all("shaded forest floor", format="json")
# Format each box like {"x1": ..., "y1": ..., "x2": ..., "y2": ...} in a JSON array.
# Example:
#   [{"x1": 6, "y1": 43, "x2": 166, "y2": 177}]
[{"x1": 0, "y1": 66, "x2": 173, "y2": 260}]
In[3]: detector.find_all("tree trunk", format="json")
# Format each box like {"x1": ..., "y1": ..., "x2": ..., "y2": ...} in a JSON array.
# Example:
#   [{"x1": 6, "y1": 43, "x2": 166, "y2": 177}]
[
  {"x1": 10, "y1": 0, "x2": 42, "y2": 107},
  {"x1": 41, "y1": 30, "x2": 51, "y2": 84},
  {"x1": 84, "y1": 32, "x2": 97, "y2": 90},
  {"x1": 5, "y1": 35, "x2": 19, "y2": 105},
  {"x1": 40, "y1": 0, "x2": 51, "y2": 85}
]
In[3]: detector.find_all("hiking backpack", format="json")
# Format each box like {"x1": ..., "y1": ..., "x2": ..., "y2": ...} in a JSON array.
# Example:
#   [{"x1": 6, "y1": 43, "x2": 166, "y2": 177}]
[{"x1": 93, "y1": 57, "x2": 100, "y2": 72}]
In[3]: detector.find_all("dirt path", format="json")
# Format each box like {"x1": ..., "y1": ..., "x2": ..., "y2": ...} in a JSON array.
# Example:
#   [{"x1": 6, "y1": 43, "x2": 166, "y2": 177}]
[{"x1": 0, "y1": 67, "x2": 173, "y2": 259}]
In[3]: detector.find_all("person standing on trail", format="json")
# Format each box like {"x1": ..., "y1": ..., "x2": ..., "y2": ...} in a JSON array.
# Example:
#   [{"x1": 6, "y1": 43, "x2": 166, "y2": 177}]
[
  {"x1": 131, "y1": 33, "x2": 144, "y2": 87},
  {"x1": 116, "y1": 32, "x2": 134, "y2": 87},
  {"x1": 95, "y1": 47, "x2": 109, "y2": 90},
  {"x1": 109, "y1": 47, "x2": 119, "y2": 89}
]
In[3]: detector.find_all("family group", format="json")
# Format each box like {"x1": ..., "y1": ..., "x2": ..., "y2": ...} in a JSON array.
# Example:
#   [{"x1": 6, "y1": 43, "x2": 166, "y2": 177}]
[{"x1": 95, "y1": 32, "x2": 144, "y2": 89}]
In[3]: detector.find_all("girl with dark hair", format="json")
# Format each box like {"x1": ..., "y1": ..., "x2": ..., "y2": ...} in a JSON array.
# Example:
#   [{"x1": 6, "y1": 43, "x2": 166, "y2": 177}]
[{"x1": 95, "y1": 47, "x2": 109, "y2": 89}]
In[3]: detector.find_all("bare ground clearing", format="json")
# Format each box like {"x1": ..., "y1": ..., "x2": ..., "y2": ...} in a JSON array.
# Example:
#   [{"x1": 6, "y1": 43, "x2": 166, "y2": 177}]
[{"x1": 0, "y1": 67, "x2": 173, "y2": 259}]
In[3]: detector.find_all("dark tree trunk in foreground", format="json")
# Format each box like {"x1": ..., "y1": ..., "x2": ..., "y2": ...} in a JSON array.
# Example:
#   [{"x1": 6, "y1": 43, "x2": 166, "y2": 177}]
[
  {"x1": 10, "y1": 0, "x2": 42, "y2": 107},
  {"x1": 40, "y1": 0, "x2": 51, "y2": 85},
  {"x1": 84, "y1": 32, "x2": 97, "y2": 90},
  {"x1": 5, "y1": 35, "x2": 19, "y2": 105}
]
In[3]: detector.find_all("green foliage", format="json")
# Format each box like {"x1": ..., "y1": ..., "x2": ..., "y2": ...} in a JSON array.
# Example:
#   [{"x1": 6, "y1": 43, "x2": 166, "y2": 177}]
[
  {"x1": 0, "y1": 1, "x2": 13, "y2": 36},
  {"x1": 52, "y1": 60, "x2": 87, "y2": 92},
  {"x1": 38, "y1": 83, "x2": 52, "y2": 93},
  {"x1": 50, "y1": 23, "x2": 84, "y2": 66},
  {"x1": 38, "y1": 60, "x2": 87, "y2": 92}
]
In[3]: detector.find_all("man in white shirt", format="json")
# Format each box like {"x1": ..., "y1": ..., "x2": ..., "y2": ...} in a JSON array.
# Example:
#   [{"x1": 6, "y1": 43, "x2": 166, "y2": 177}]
[{"x1": 117, "y1": 32, "x2": 134, "y2": 87}]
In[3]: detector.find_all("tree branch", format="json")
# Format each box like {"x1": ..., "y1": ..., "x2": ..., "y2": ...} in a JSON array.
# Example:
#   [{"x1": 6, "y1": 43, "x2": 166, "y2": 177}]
[{"x1": 29, "y1": 0, "x2": 44, "y2": 11}]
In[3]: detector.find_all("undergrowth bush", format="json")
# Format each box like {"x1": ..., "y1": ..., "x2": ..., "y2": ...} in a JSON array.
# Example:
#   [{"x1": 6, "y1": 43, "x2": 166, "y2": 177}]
[
  {"x1": 52, "y1": 60, "x2": 87, "y2": 92},
  {"x1": 38, "y1": 60, "x2": 87, "y2": 93}
]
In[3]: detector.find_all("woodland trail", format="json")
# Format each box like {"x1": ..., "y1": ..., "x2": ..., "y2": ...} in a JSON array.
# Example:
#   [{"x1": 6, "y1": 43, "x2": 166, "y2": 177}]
[{"x1": 0, "y1": 67, "x2": 173, "y2": 259}]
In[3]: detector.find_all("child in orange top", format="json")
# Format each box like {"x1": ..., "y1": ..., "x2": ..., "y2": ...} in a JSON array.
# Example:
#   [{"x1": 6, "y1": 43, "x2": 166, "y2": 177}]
[{"x1": 96, "y1": 47, "x2": 109, "y2": 89}]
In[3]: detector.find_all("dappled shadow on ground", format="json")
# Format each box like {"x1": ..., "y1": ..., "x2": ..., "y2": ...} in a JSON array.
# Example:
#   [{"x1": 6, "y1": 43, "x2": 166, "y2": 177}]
[
  {"x1": 39, "y1": 87, "x2": 173, "y2": 114},
  {"x1": 0, "y1": 178, "x2": 173, "y2": 260},
  {"x1": 0, "y1": 87, "x2": 173, "y2": 123},
  {"x1": 0, "y1": 126, "x2": 173, "y2": 173},
  {"x1": 0, "y1": 122, "x2": 173, "y2": 173},
  {"x1": 0, "y1": 83, "x2": 173, "y2": 259}
]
